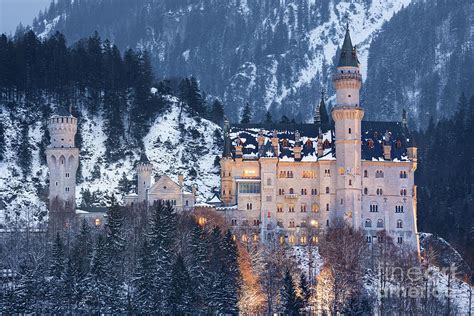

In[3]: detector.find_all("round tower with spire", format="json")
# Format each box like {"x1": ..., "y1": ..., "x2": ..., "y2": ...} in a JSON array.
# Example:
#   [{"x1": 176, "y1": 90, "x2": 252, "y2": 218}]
[
  {"x1": 137, "y1": 153, "x2": 153, "y2": 204},
  {"x1": 331, "y1": 23, "x2": 364, "y2": 227},
  {"x1": 46, "y1": 106, "x2": 80, "y2": 236},
  {"x1": 221, "y1": 117, "x2": 235, "y2": 206}
]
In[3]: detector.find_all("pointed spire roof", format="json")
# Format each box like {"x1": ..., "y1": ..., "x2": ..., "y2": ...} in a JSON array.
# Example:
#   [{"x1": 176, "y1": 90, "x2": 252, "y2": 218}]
[
  {"x1": 337, "y1": 23, "x2": 359, "y2": 67},
  {"x1": 53, "y1": 105, "x2": 73, "y2": 117},
  {"x1": 139, "y1": 153, "x2": 150, "y2": 164},
  {"x1": 318, "y1": 92, "x2": 330, "y2": 130}
]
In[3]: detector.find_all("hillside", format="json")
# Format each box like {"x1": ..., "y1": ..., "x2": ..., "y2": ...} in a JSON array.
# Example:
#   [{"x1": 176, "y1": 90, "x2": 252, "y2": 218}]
[{"x1": 32, "y1": 0, "x2": 473, "y2": 127}]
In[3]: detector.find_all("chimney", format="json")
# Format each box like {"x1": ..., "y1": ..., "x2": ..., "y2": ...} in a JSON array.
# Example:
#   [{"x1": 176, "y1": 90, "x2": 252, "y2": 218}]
[
  {"x1": 257, "y1": 129, "x2": 265, "y2": 156},
  {"x1": 383, "y1": 144, "x2": 391, "y2": 160},
  {"x1": 294, "y1": 131, "x2": 301, "y2": 160},
  {"x1": 317, "y1": 128, "x2": 323, "y2": 157},
  {"x1": 271, "y1": 130, "x2": 279, "y2": 157},
  {"x1": 178, "y1": 174, "x2": 184, "y2": 187},
  {"x1": 235, "y1": 138, "x2": 243, "y2": 159},
  {"x1": 154, "y1": 174, "x2": 160, "y2": 182}
]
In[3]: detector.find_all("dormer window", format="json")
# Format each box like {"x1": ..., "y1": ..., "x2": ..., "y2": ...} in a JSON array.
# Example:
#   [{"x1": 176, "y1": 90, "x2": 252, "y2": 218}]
[
  {"x1": 396, "y1": 140, "x2": 402, "y2": 149},
  {"x1": 282, "y1": 139, "x2": 289, "y2": 147},
  {"x1": 305, "y1": 139, "x2": 313, "y2": 148},
  {"x1": 367, "y1": 139, "x2": 374, "y2": 148}
]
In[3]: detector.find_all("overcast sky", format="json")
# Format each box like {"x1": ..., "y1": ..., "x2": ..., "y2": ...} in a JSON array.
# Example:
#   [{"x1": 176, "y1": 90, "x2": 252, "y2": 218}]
[{"x1": 0, "y1": 0, "x2": 51, "y2": 35}]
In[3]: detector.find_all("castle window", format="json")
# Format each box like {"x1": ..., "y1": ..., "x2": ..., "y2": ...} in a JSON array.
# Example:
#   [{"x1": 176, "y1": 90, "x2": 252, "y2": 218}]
[
  {"x1": 324, "y1": 169, "x2": 331, "y2": 176},
  {"x1": 279, "y1": 236, "x2": 285, "y2": 244},
  {"x1": 300, "y1": 221, "x2": 307, "y2": 228},
  {"x1": 65, "y1": 172, "x2": 70, "y2": 178},
  {"x1": 365, "y1": 219, "x2": 372, "y2": 227},
  {"x1": 349, "y1": 180, "x2": 352, "y2": 186},
  {"x1": 312, "y1": 203, "x2": 319, "y2": 213},
  {"x1": 340, "y1": 199, "x2": 343, "y2": 205},
  {"x1": 266, "y1": 196, "x2": 272, "y2": 202},
  {"x1": 325, "y1": 187, "x2": 330, "y2": 194},
  {"x1": 400, "y1": 171, "x2": 407, "y2": 179},
  {"x1": 400, "y1": 188, "x2": 407, "y2": 196},
  {"x1": 301, "y1": 188, "x2": 307, "y2": 195},
  {"x1": 282, "y1": 139, "x2": 289, "y2": 147},
  {"x1": 289, "y1": 235, "x2": 296, "y2": 243},
  {"x1": 65, "y1": 201, "x2": 70, "y2": 207},
  {"x1": 279, "y1": 188, "x2": 285, "y2": 195},
  {"x1": 397, "y1": 220, "x2": 403, "y2": 228},
  {"x1": 364, "y1": 188, "x2": 368, "y2": 195},
  {"x1": 277, "y1": 205, "x2": 283, "y2": 213},
  {"x1": 396, "y1": 140, "x2": 402, "y2": 149},
  {"x1": 246, "y1": 203, "x2": 253, "y2": 210},
  {"x1": 312, "y1": 236, "x2": 319, "y2": 244},
  {"x1": 253, "y1": 219, "x2": 259, "y2": 226},
  {"x1": 375, "y1": 170, "x2": 384, "y2": 178},
  {"x1": 289, "y1": 188, "x2": 294, "y2": 194},
  {"x1": 253, "y1": 234, "x2": 258, "y2": 242},
  {"x1": 364, "y1": 170, "x2": 368, "y2": 178},
  {"x1": 65, "y1": 187, "x2": 70, "y2": 192},
  {"x1": 267, "y1": 178, "x2": 272, "y2": 185},
  {"x1": 95, "y1": 218, "x2": 101, "y2": 226},
  {"x1": 61, "y1": 157, "x2": 65, "y2": 164},
  {"x1": 243, "y1": 170, "x2": 256, "y2": 178},
  {"x1": 277, "y1": 220, "x2": 284, "y2": 228},
  {"x1": 326, "y1": 219, "x2": 329, "y2": 226},
  {"x1": 198, "y1": 217, "x2": 207, "y2": 226},
  {"x1": 241, "y1": 234, "x2": 248, "y2": 242},
  {"x1": 55, "y1": 181, "x2": 58, "y2": 186},
  {"x1": 348, "y1": 128, "x2": 352, "y2": 134},
  {"x1": 376, "y1": 188, "x2": 383, "y2": 195},
  {"x1": 288, "y1": 206, "x2": 295, "y2": 213},
  {"x1": 303, "y1": 170, "x2": 315, "y2": 178},
  {"x1": 305, "y1": 139, "x2": 313, "y2": 148},
  {"x1": 300, "y1": 236, "x2": 307, "y2": 244},
  {"x1": 311, "y1": 188, "x2": 318, "y2": 195},
  {"x1": 377, "y1": 219, "x2": 384, "y2": 228},
  {"x1": 231, "y1": 219, "x2": 237, "y2": 226},
  {"x1": 397, "y1": 237, "x2": 403, "y2": 244},
  {"x1": 300, "y1": 204, "x2": 307, "y2": 213},
  {"x1": 289, "y1": 220, "x2": 295, "y2": 228},
  {"x1": 368, "y1": 139, "x2": 374, "y2": 148},
  {"x1": 378, "y1": 236, "x2": 384, "y2": 243},
  {"x1": 395, "y1": 205, "x2": 404, "y2": 213},
  {"x1": 239, "y1": 183, "x2": 260, "y2": 194},
  {"x1": 326, "y1": 203, "x2": 329, "y2": 212},
  {"x1": 370, "y1": 204, "x2": 378, "y2": 212},
  {"x1": 242, "y1": 220, "x2": 249, "y2": 227},
  {"x1": 185, "y1": 200, "x2": 189, "y2": 206},
  {"x1": 366, "y1": 236, "x2": 372, "y2": 243}
]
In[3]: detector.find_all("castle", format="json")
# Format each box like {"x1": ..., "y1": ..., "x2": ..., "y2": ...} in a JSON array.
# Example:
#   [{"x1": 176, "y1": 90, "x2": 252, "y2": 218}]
[
  {"x1": 45, "y1": 26, "x2": 419, "y2": 252},
  {"x1": 218, "y1": 26, "x2": 420, "y2": 251}
]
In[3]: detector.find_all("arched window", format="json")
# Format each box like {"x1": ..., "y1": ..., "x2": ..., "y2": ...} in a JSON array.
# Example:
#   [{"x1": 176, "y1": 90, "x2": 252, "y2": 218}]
[
  {"x1": 377, "y1": 219, "x2": 384, "y2": 228},
  {"x1": 376, "y1": 188, "x2": 383, "y2": 196},
  {"x1": 300, "y1": 236, "x2": 307, "y2": 244},
  {"x1": 395, "y1": 205, "x2": 404, "y2": 213},
  {"x1": 370, "y1": 204, "x2": 378, "y2": 212},
  {"x1": 95, "y1": 218, "x2": 101, "y2": 226},
  {"x1": 365, "y1": 219, "x2": 372, "y2": 227},
  {"x1": 364, "y1": 170, "x2": 368, "y2": 178},
  {"x1": 277, "y1": 205, "x2": 283, "y2": 213},
  {"x1": 305, "y1": 139, "x2": 313, "y2": 148},
  {"x1": 348, "y1": 128, "x2": 352, "y2": 134},
  {"x1": 289, "y1": 220, "x2": 295, "y2": 228},
  {"x1": 397, "y1": 220, "x2": 403, "y2": 228},
  {"x1": 368, "y1": 139, "x2": 374, "y2": 148},
  {"x1": 400, "y1": 188, "x2": 407, "y2": 196},
  {"x1": 364, "y1": 188, "x2": 368, "y2": 195},
  {"x1": 300, "y1": 204, "x2": 306, "y2": 212},
  {"x1": 241, "y1": 234, "x2": 248, "y2": 242},
  {"x1": 288, "y1": 206, "x2": 295, "y2": 213},
  {"x1": 312, "y1": 204, "x2": 319, "y2": 213},
  {"x1": 231, "y1": 219, "x2": 237, "y2": 226},
  {"x1": 312, "y1": 188, "x2": 317, "y2": 195},
  {"x1": 289, "y1": 235, "x2": 296, "y2": 244},
  {"x1": 289, "y1": 188, "x2": 294, "y2": 194},
  {"x1": 325, "y1": 187, "x2": 330, "y2": 194}
]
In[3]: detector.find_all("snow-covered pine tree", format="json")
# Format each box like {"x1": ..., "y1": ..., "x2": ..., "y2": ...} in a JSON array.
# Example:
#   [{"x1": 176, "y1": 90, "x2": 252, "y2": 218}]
[
  {"x1": 83, "y1": 235, "x2": 109, "y2": 313},
  {"x1": 240, "y1": 103, "x2": 252, "y2": 124},
  {"x1": 280, "y1": 269, "x2": 302, "y2": 315},
  {"x1": 169, "y1": 254, "x2": 193, "y2": 314},
  {"x1": 299, "y1": 272, "x2": 311, "y2": 310},
  {"x1": 221, "y1": 229, "x2": 241, "y2": 314},
  {"x1": 132, "y1": 239, "x2": 156, "y2": 313}
]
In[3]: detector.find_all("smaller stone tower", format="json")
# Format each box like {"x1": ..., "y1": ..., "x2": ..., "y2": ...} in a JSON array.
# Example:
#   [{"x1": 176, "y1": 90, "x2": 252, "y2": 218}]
[
  {"x1": 46, "y1": 106, "x2": 79, "y2": 236},
  {"x1": 137, "y1": 153, "x2": 153, "y2": 204}
]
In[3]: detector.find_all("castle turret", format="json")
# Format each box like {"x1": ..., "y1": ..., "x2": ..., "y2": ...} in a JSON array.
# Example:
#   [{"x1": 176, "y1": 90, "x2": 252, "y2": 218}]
[
  {"x1": 331, "y1": 24, "x2": 364, "y2": 228},
  {"x1": 137, "y1": 153, "x2": 152, "y2": 204},
  {"x1": 46, "y1": 106, "x2": 79, "y2": 236}
]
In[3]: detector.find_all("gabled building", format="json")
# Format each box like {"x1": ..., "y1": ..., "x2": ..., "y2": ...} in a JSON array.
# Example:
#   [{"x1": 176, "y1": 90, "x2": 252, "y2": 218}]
[{"x1": 219, "y1": 25, "x2": 419, "y2": 251}]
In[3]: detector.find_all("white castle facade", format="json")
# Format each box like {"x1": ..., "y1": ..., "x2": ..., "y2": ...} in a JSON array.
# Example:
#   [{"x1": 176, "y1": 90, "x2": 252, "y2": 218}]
[{"x1": 218, "y1": 27, "x2": 420, "y2": 251}]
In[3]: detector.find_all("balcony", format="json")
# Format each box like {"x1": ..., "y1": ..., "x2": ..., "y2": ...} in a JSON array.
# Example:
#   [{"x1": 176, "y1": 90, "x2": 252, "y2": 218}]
[{"x1": 285, "y1": 193, "x2": 299, "y2": 199}]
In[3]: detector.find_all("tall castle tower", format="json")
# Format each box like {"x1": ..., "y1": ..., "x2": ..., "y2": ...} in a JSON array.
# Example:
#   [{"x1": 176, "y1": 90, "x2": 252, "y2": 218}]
[
  {"x1": 331, "y1": 24, "x2": 364, "y2": 227},
  {"x1": 46, "y1": 107, "x2": 79, "y2": 236},
  {"x1": 136, "y1": 153, "x2": 152, "y2": 204}
]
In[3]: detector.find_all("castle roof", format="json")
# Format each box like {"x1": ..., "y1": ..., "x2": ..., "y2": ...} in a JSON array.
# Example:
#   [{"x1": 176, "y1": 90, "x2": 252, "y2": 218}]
[
  {"x1": 337, "y1": 25, "x2": 359, "y2": 68},
  {"x1": 139, "y1": 153, "x2": 150, "y2": 164},
  {"x1": 52, "y1": 105, "x2": 73, "y2": 117},
  {"x1": 227, "y1": 121, "x2": 412, "y2": 162}
]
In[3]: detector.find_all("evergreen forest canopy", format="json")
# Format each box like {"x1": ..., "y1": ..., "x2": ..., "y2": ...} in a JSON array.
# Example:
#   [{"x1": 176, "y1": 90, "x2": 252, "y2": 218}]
[{"x1": 0, "y1": 30, "x2": 224, "y2": 167}]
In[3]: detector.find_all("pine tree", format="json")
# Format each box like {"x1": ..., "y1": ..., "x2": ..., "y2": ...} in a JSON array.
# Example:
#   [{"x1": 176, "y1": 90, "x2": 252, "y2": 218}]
[
  {"x1": 211, "y1": 98, "x2": 225, "y2": 125},
  {"x1": 49, "y1": 233, "x2": 66, "y2": 312},
  {"x1": 169, "y1": 254, "x2": 193, "y2": 314},
  {"x1": 133, "y1": 239, "x2": 156, "y2": 313},
  {"x1": 264, "y1": 110, "x2": 273, "y2": 123},
  {"x1": 17, "y1": 121, "x2": 32, "y2": 176},
  {"x1": 188, "y1": 221, "x2": 211, "y2": 310},
  {"x1": 117, "y1": 172, "x2": 131, "y2": 195},
  {"x1": 221, "y1": 230, "x2": 241, "y2": 314},
  {"x1": 281, "y1": 269, "x2": 302, "y2": 315},
  {"x1": 0, "y1": 121, "x2": 5, "y2": 161},
  {"x1": 280, "y1": 115, "x2": 290, "y2": 123},
  {"x1": 83, "y1": 235, "x2": 109, "y2": 313},
  {"x1": 299, "y1": 273, "x2": 311, "y2": 310},
  {"x1": 240, "y1": 103, "x2": 252, "y2": 123}
]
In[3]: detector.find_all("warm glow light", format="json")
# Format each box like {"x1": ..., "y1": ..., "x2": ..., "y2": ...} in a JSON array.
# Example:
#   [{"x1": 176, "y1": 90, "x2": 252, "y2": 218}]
[
  {"x1": 243, "y1": 170, "x2": 256, "y2": 177},
  {"x1": 311, "y1": 219, "x2": 318, "y2": 227},
  {"x1": 198, "y1": 217, "x2": 207, "y2": 226},
  {"x1": 95, "y1": 218, "x2": 101, "y2": 226}
]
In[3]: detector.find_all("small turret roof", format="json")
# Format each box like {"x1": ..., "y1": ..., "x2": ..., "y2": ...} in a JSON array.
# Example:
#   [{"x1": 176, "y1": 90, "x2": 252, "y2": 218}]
[
  {"x1": 337, "y1": 24, "x2": 359, "y2": 68},
  {"x1": 139, "y1": 153, "x2": 150, "y2": 164},
  {"x1": 53, "y1": 105, "x2": 73, "y2": 117}
]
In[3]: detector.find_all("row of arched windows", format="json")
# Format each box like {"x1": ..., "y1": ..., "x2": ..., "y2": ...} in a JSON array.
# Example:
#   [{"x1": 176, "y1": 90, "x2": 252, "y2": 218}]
[{"x1": 365, "y1": 219, "x2": 403, "y2": 229}]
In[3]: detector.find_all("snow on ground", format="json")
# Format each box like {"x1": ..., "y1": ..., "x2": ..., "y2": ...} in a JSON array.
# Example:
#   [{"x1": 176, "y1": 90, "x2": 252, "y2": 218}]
[{"x1": 0, "y1": 98, "x2": 221, "y2": 227}]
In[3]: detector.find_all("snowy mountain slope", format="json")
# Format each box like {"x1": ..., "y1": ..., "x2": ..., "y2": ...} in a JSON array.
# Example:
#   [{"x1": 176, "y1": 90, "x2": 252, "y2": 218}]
[
  {"x1": 0, "y1": 97, "x2": 221, "y2": 228},
  {"x1": 33, "y1": 0, "x2": 415, "y2": 123}
]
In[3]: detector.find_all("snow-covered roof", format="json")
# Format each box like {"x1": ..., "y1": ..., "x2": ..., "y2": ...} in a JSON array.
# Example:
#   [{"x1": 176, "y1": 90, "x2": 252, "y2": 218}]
[{"x1": 227, "y1": 121, "x2": 412, "y2": 162}]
